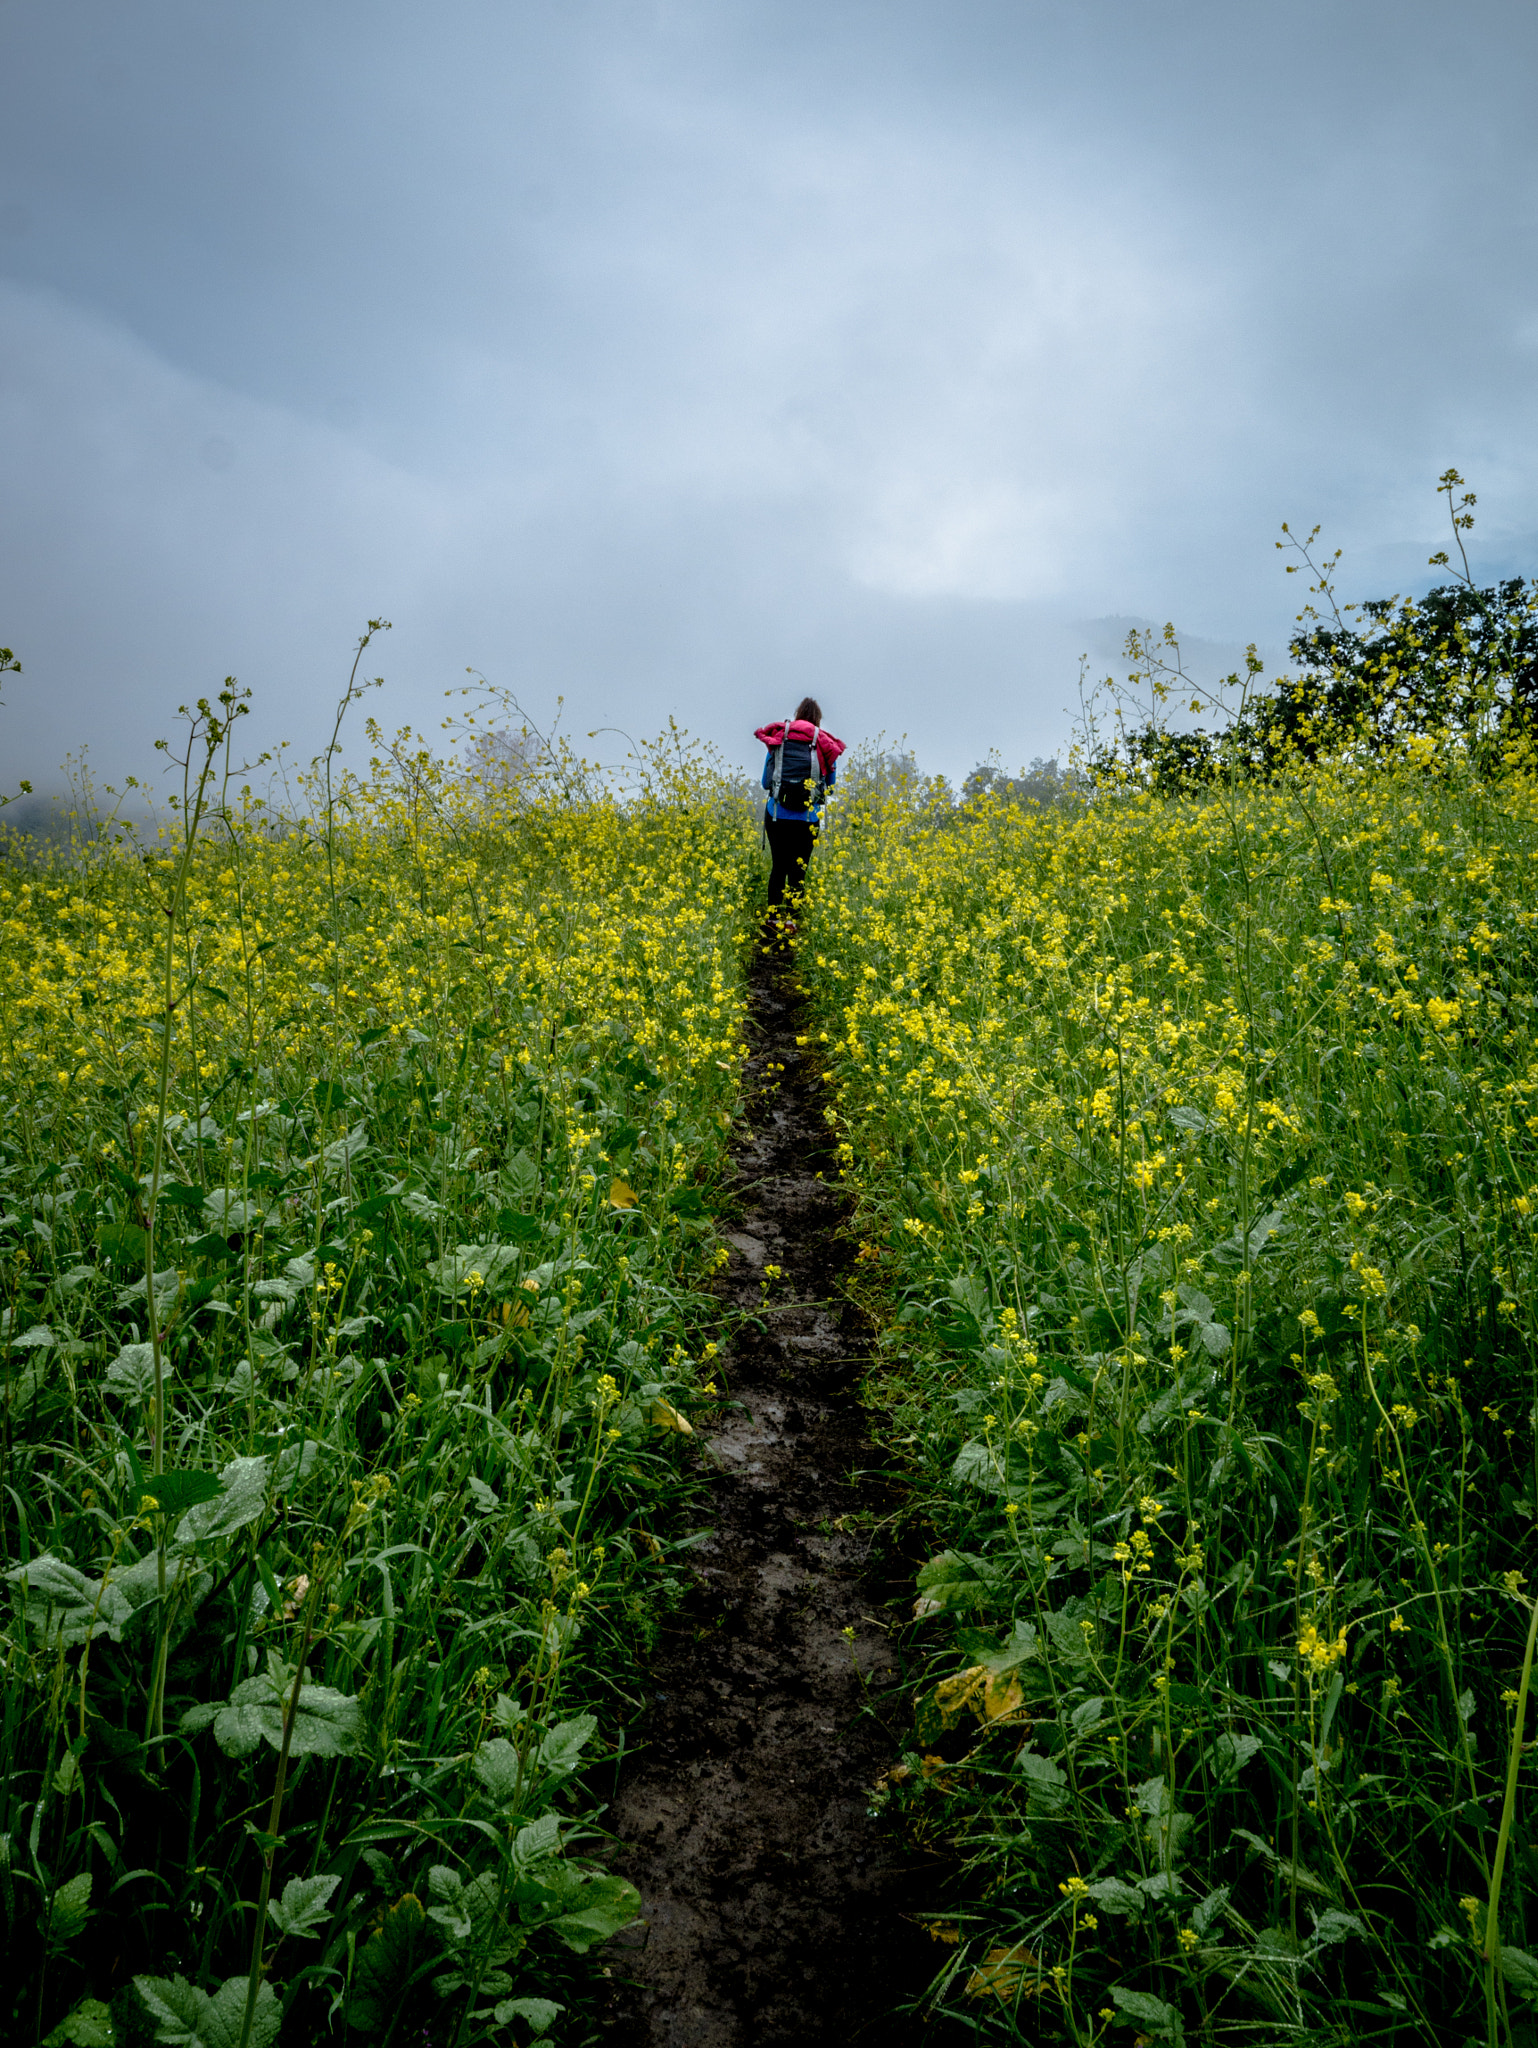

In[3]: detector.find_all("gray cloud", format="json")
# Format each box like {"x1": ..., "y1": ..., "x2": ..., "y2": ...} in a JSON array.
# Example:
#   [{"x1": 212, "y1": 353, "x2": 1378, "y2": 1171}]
[{"x1": 3, "y1": 0, "x2": 1537, "y2": 794}]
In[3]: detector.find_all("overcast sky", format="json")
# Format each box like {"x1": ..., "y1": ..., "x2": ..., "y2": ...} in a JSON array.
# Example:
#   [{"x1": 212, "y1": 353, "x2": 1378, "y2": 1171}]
[{"x1": 4, "y1": 0, "x2": 1538, "y2": 796}]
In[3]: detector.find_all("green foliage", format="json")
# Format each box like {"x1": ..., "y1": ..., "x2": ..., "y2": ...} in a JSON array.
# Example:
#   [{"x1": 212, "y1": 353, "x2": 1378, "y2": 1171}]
[
  {"x1": 809, "y1": 738, "x2": 1538, "y2": 2045},
  {"x1": 0, "y1": 708, "x2": 756, "y2": 2042}
]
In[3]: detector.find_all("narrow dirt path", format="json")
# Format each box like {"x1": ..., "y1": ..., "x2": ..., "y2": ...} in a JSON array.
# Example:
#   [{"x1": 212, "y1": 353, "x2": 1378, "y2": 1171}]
[{"x1": 600, "y1": 942, "x2": 936, "y2": 2047}]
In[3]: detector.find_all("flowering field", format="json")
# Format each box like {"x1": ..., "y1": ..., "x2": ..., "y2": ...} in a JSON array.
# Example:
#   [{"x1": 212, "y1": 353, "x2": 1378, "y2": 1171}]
[
  {"x1": 0, "y1": 713, "x2": 757, "y2": 2046},
  {"x1": 806, "y1": 746, "x2": 1538, "y2": 2046}
]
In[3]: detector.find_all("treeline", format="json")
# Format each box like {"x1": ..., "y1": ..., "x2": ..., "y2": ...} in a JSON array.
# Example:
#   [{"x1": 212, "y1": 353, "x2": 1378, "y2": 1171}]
[{"x1": 1091, "y1": 475, "x2": 1538, "y2": 789}]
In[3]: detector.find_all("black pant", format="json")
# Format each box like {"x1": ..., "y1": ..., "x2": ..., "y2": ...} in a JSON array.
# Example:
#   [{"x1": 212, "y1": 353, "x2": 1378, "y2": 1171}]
[{"x1": 765, "y1": 814, "x2": 816, "y2": 908}]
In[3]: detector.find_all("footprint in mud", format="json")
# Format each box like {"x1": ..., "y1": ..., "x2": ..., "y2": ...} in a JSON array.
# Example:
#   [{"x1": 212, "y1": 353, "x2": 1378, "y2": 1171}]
[{"x1": 601, "y1": 942, "x2": 942, "y2": 2048}]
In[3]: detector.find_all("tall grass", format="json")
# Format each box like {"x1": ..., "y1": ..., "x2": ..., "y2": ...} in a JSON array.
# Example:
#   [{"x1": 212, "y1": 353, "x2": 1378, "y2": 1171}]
[
  {"x1": 0, "y1": 707, "x2": 759, "y2": 2045},
  {"x1": 806, "y1": 738, "x2": 1538, "y2": 2046}
]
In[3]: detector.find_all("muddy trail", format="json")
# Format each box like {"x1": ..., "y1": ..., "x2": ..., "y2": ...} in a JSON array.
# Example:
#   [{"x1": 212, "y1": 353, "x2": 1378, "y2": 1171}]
[{"x1": 600, "y1": 940, "x2": 944, "y2": 2047}]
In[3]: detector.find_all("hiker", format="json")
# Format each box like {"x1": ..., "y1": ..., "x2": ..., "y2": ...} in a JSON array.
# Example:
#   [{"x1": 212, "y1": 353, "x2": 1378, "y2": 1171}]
[{"x1": 755, "y1": 697, "x2": 846, "y2": 924}]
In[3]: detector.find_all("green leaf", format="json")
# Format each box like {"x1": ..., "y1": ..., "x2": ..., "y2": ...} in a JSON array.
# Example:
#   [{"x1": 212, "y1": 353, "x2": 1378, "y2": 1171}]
[
  {"x1": 1014, "y1": 1749, "x2": 1070, "y2": 1815},
  {"x1": 1086, "y1": 1878, "x2": 1144, "y2": 1914},
  {"x1": 105, "y1": 1342, "x2": 159, "y2": 1402},
  {"x1": 537, "y1": 1714, "x2": 597, "y2": 1781},
  {"x1": 175, "y1": 1454, "x2": 270, "y2": 1543},
  {"x1": 492, "y1": 1998, "x2": 563, "y2": 2037},
  {"x1": 133, "y1": 1974, "x2": 280, "y2": 2048},
  {"x1": 139, "y1": 1470, "x2": 223, "y2": 1521},
  {"x1": 6, "y1": 1556, "x2": 133, "y2": 1647},
  {"x1": 1208, "y1": 1731, "x2": 1263, "y2": 1781},
  {"x1": 471, "y1": 1737, "x2": 524, "y2": 1808},
  {"x1": 950, "y1": 1438, "x2": 1003, "y2": 1493},
  {"x1": 187, "y1": 1658, "x2": 364, "y2": 1759},
  {"x1": 347, "y1": 1894, "x2": 425, "y2": 2035},
  {"x1": 912, "y1": 1550, "x2": 1002, "y2": 1618},
  {"x1": 203, "y1": 1190, "x2": 268, "y2": 1232},
  {"x1": 41, "y1": 1996, "x2": 115, "y2": 2046},
  {"x1": 514, "y1": 1812, "x2": 561, "y2": 1868},
  {"x1": 45, "y1": 1871, "x2": 92, "y2": 1945},
  {"x1": 426, "y1": 1243, "x2": 526, "y2": 1298},
  {"x1": 427, "y1": 1864, "x2": 474, "y2": 1944},
  {"x1": 1310, "y1": 1908, "x2": 1364, "y2": 1946},
  {"x1": 1111, "y1": 1986, "x2": 1184, "y2": 2045},
  {"x1": 1192, "y1": 1885, "x2": 1230, "y2": 1937},
  {"x1": 505, "y1": 1151, "x2": 540, "y2": 1208},
  {"x1": 267, "y1": 1870, "x2": 340, "y2": 1938},
  {"x1": 1501, "y1": 1948, "x2": 1538, "y2": 2001},
  {"x1": 98, "y1": 1221, "x2": 147, "y2": 1268},
  {"x1": 546, "y1": 1872, "x2": 642, "y2": 1954}
]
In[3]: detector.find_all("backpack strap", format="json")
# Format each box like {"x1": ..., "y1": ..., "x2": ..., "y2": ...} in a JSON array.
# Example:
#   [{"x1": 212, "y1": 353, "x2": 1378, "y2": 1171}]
[{"x1": 769, "y1": 713, "x2": 794, "y2": 811}]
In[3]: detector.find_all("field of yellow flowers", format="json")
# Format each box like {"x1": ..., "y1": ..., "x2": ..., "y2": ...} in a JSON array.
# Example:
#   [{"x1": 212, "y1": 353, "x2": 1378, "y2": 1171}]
[
  {"x1": 806, "y1": 743, "x2": 1538, "y2": 2047},
  {"x1": 0, "y1": 707, "x2": 758, "y2": 2046}
]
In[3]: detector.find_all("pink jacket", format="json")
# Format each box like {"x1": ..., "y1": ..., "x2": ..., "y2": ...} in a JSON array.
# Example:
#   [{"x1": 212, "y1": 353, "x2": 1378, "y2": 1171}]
[{"x1": 754, "y1": 719, "x2": 846, "y2": 780}]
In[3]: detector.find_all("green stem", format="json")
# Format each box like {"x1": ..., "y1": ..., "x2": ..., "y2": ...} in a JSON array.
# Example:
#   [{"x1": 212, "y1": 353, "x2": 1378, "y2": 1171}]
[{"x1": 1482, "y1": 1591, "x2": 1538, "y2": 2042}]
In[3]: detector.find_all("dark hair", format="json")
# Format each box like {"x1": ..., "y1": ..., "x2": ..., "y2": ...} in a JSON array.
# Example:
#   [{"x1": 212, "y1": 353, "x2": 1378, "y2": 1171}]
[{"x1": 794, "y1": 696, "x2": 822, "y2": 724}]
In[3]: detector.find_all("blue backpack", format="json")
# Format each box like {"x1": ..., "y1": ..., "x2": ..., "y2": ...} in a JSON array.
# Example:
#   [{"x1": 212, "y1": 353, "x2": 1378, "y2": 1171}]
[{"x1": 770, "y1": 719, "x2": 825, "y2": 815}]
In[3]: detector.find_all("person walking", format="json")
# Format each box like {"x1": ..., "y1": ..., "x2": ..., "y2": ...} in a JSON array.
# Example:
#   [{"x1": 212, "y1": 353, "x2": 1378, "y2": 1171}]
[{"x1": 755, "y1": 697, "x2": 846, "y2": 929}]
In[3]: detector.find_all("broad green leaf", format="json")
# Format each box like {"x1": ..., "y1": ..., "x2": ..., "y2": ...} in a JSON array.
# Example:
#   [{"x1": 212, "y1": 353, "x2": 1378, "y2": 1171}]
[
  {"x1": 504, "y1": 1150, "x2": 540, "y2": 1209},
  {"x1": 138, "y1": 1470, "x2": 223, "y2": 1521},
  {"x1": 1192, "y1": 1885, "x2": 1231, "y2": 1937},
  {"x1": 272, "y1": 1437, "x2": 322, "y2": 1491},
  {"x1": 514, "y1": 1812, "x2": 561, "y2": 1867},
  {"x1": 493, "y1": 1998, "x2": 562, "y2": 2037},
  {"x1": 1043, "y1": 1606, "x2": 1095, "y2": 1669},
  {"x1": 267, "y1": 1870, "x2": 340, "y2": 1939},
  {"x1": 105, "y1": 1342, "x2": 159, "y2": 1402},
  {"x1": 426, "y1": 1864, "x2": 473, "y2": 1943},
  {"x1": 549, "y1": 1871, "x2": 642, "y2": 1952},
  {"x1": 472, "y1": 1737, "x2": 524, "y2": 1807},
  {"x1": 41, "y1": 1996, "x2": 114, "y2": 2046},
  {"x1": 514, "y1": 1862, "x2": 641, "y2": 1954},
  {"x1": 951, "y1": 1437, "x2": 1003, "y2": 1493},
  {"x1": 1310, "y1": 1907, "x2": 1364, "y2": 1946},
  {"x1": 427, "y1": 1243, "x2": 525, "y2": 1298},
  {"x1": 186, "y1": 1659, "x2": 364, "y2": 1759},
  {"x1": 1502, "y1": 1948, "x2": 1538, "y2": 2001},
  {"x1": 1015, "y1": 1749, "x2": 1069, "y2": 1814},
  {"x1": 6, "y1": 1556, "x2": 133, "y2": 1646},
  {"x1": 12, "y1": 1323, "x2": 56, "y2": 1349},
  {"x1": 1111, "y1": 1986, "x2": 1184, "y2": 2045},
  {"x1": 203, "y1": 1189, "x2": 268, "y2": 1231},
  {"x1": 115, "y1": 1268, "x2": 181, "y2": 1317},
  {"x1": 346, "y1": 1895, "x2": 425, "y2": 2035},
  {"x1": 1086, "y1": 1878, "x2": 1144, "y2": 1914},
  {"x1": 175, "y1": 1455, "x2": 269, "y2": 1544},
  {"x1": 912, "y1": 1550, "x2": 1001, "y2": 1619},
  {"x1": 133, "y1": 1974, "x2": 280, "y2": 2048},
  {"x1": 537, "y1": 1714, "x2": 597, "y2": 1781},
  {"x1": 46, "y1": 1871, "x2": 92, "y2": 1945},
  {"x1": 1208, "y1": 1731, "x2": 1262, "y2": 1780}
]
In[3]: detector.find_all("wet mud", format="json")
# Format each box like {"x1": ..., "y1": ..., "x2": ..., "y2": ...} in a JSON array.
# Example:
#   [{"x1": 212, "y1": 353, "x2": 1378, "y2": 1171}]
[{"x1": 601, "y1": 940, "x2": 939, "y2": 2047}]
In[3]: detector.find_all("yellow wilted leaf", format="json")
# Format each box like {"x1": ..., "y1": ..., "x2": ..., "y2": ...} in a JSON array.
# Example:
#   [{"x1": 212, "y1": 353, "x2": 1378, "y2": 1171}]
[
  {"x1": 609, "y1": 1178, "x2": 638, "y2": 1209},
  {"x1": 982, "y1": 1672, "x2": 1027, "y2": 1722},
  {"x1": 933, "y1": 1665, "x2": 988, "y2": 1725},
  {"x1": 920, "y1": 1920, "x2": 960, "y2": 1945},
  {"x1": 500, "y1": 1299, "x2": 531, "y2": 1330},
  {"x1": 649, "y1": 1398, "x2": 694, "y2": 1436},
  {"x1": 966, "y1": 1943, "x2": 1042, "y2": 2001}
]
